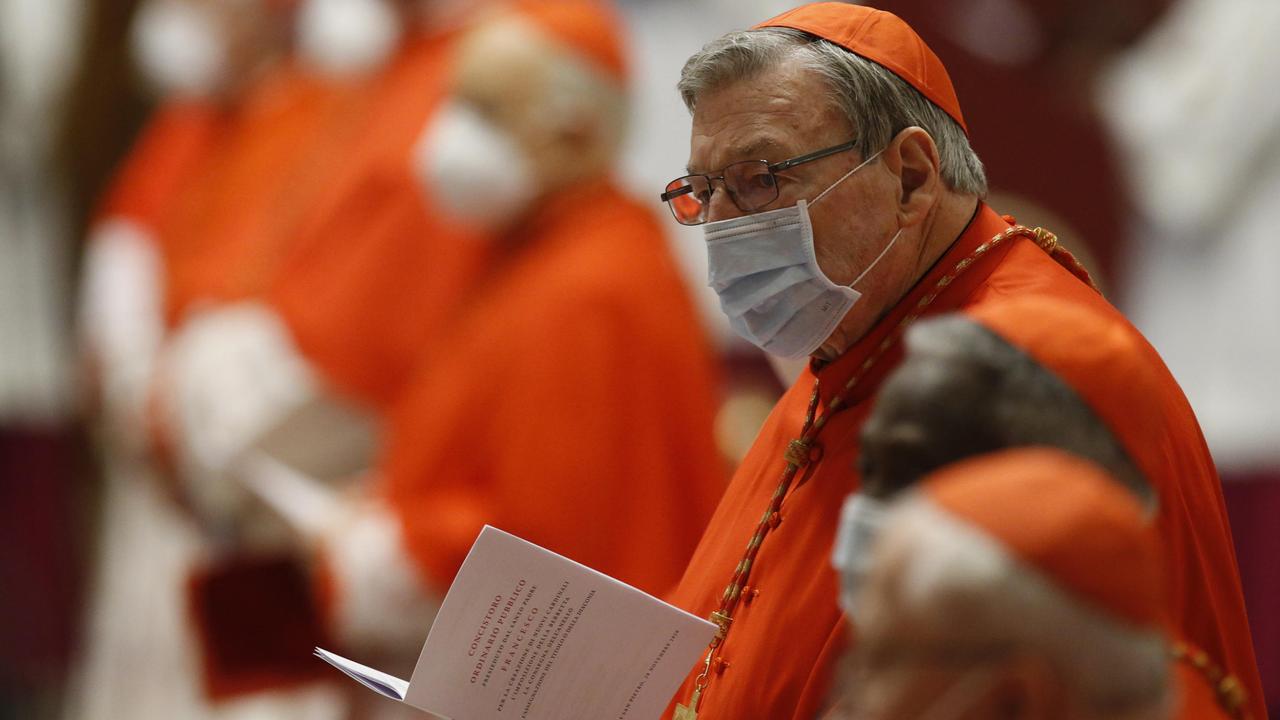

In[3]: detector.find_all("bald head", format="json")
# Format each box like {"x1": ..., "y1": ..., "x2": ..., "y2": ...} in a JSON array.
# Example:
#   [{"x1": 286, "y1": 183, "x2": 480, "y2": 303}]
[{"x1": 859, "y1": 315, "x2": 1150, "y2": 507}]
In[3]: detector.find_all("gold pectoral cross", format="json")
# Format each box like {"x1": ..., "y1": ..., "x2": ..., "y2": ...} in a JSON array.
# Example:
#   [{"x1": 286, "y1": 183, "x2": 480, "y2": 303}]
[{"x1": 673, "y1": 686, "x2": 702, "y2": 720}]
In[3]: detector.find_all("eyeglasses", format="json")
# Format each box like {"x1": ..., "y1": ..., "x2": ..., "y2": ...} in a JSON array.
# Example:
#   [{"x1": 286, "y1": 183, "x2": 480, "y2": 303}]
[{"x1": 659, "y1": 139, "x2": 859, "y2": 226}]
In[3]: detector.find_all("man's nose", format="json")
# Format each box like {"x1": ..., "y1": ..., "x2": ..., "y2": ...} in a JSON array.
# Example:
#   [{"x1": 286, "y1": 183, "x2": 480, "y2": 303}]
[{"x1": 705, "y1": 185, "x2": 747, "y2": 223}]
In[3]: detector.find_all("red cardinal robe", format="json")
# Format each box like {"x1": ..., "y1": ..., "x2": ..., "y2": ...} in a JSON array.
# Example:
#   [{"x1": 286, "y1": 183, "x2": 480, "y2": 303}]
[
  {"x1": 662, "y1": 203, "x2": 1261, "y2": 720},
  {"x1": 95, "y1": 100, "x2": 224, "y2": 227},
  {"x1": 378, "y1": 183, "x2": 727, "y2": 599},
  {"x1": 267, "y1": 28, "x2": 489, "y2": 411},
  {"x1": 155, "y1": 62, "x2": 349, "y2": 327}
]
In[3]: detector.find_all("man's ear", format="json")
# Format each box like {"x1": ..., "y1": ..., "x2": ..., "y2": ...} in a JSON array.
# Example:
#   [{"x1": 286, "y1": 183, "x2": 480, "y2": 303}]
[{"x1": 883, "y1": 127, "x2": 942, "y2": 229}]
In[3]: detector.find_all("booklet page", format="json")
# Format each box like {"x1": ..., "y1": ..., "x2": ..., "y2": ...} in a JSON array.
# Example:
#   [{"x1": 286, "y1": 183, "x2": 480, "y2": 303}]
[
  {"x1": 313, "y1": 648, "x2": 410, "y2": 701},
  {"x1": 403, "y1": 526, "x2": 715, "y2": 720}
]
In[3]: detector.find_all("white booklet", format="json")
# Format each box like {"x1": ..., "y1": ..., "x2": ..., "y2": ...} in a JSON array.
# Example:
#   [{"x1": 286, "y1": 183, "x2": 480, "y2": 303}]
[{"x1": 316, "y1": 526, "x2": 717, "y2": 720}]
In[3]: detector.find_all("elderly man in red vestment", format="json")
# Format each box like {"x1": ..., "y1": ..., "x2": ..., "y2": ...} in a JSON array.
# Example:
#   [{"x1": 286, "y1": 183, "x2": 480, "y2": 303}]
[
  {"x1": 313, "y1": 0, "x2": 727, "y2": 657},
  {"x1": 656, "y1": 4, "x2": 1262, "y2": 719}
]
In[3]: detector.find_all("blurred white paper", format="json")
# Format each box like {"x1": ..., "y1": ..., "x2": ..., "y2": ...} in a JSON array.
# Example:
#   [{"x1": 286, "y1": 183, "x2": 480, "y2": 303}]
[{"x1": 317, "y1": 526, "x2": 716, "y2": 719}]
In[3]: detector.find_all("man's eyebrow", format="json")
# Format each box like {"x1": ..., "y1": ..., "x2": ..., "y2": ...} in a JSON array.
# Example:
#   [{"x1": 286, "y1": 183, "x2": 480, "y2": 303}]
[
  {"x1": 735, "y1": 137, "x2": 783, "y2": 161},
  {"x1": 686, "y1": 137, "x2": 784, "y2": 174}
]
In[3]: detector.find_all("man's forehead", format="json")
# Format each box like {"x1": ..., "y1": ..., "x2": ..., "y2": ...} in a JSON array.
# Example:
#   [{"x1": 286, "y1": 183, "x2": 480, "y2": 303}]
[
  {"x1": 685, "y1": 63, "x2": 844, "y2": 173},
  {"x1": 686, "y1": 133, "x2": 791, "y2": 174}
]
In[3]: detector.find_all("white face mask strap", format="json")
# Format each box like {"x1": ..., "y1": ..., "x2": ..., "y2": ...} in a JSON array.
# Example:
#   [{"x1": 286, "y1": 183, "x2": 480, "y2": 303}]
[
  {"x1": 812, "y1": 149, "x2": 884, "y2": 207},
  {"x1": 849, "y1": 227, "x2": 903, "y2": 289}
]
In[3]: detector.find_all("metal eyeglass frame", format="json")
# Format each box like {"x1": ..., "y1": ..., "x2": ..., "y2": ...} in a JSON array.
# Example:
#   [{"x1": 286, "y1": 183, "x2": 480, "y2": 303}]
[{"x1": 659, "y1": 139, "x2": 860, "y2": 225}]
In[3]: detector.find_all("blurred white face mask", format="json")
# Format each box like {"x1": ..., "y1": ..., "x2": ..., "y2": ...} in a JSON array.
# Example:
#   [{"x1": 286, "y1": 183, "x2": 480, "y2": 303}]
[
  {"x1": 296, "y1": 0, "x2": 402, "y2": 77},
  {"x1": 416, "y1": 99, "x2": 538, "y2": 232},
  {"x1": 131, "y1": 0, "x2": 229, "y2": 97},
  {"x1": 831, "y1": 492, "x2": 890, "y2": 621}
]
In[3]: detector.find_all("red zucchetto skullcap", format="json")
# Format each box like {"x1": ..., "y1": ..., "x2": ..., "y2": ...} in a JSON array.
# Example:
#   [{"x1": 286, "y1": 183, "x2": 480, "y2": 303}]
[
  {"x1": 754, "y1": 2, "x2": 967, "y2": 134},
  {"x1": 964, "y1": 296, "x2": 1167, "y2": 497},
  {"x1": 510, "y1": 0, "x2": 628, "y2": 84},
  {"x1": 922, "y1": 448, "x2": 1164, "y2": 629}
]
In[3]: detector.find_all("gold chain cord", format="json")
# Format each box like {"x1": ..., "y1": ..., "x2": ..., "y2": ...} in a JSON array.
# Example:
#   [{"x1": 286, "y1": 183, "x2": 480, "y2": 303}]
[{"x1": 1171, "y1": 642, "x2": 1251, "y2": 719}]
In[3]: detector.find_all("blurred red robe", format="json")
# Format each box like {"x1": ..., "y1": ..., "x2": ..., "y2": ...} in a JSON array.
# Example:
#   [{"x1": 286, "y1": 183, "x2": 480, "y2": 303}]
[
  {"x1": 152, "y1": 31, "x2": 485, "y2": 413},
  {"x1": 377, "y1": 184, "x2": 727, "y2": 598},
  {"x1": 95, "y1": 100, "x2": 224, "y2": 228},
  {"x1": 267, "y1": 29, "x2": 490, "y2": 411},
  {"x1": 155, "y1": 62, "x2": 349, "y2": 326}
]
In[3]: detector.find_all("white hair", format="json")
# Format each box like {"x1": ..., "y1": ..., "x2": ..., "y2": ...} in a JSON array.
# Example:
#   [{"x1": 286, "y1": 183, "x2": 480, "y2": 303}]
[
  {"x1": 678, "y1": 27, "x2": 987, "y2": 195},
  {"x1": 882, "y1": 499, "x2": 1173, "y2": 720}
]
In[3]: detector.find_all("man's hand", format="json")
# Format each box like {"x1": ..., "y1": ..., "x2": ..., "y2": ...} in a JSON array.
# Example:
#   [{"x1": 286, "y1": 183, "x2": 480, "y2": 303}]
[{"x1": 316, "y1": 491, "x2": 443, "y2": 653}]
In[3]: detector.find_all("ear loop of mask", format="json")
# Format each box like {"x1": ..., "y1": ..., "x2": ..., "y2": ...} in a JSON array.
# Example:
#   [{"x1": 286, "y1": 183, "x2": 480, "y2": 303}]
[
  {"x1": 805, "y1": 148, "x2": 903, "y2": 291},
  {"x1": 812, "y1": 149, "x2": 884, "y2": 207},
  {"x1": 848, "y1": 227, "x2": 903, "y2": 289}
]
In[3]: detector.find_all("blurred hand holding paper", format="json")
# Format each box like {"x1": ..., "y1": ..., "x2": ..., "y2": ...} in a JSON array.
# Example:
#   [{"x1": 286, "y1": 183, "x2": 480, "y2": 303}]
[{"x1": 315, "y1": 526, "x2": 717, "y2": 720}]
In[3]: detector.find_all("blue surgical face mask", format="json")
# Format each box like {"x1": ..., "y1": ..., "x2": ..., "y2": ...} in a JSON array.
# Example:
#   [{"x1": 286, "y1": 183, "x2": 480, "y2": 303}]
[
  {"x1": 704, "y1": 151, "x2": 902, "y2": 359},
  {"x1": 832, "y1": 492, "x2": 890, "y2": 621}
]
